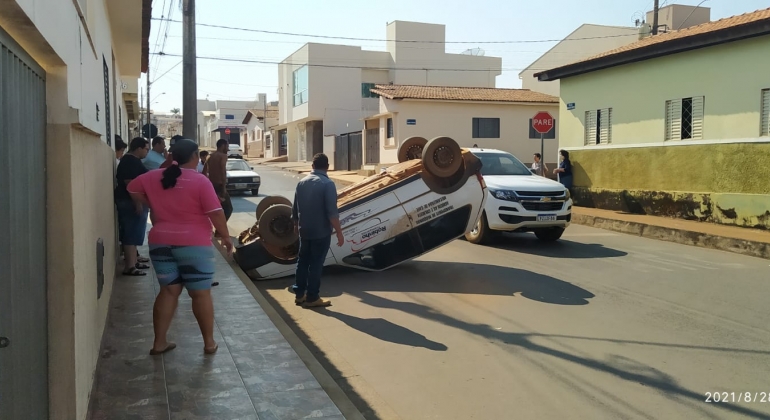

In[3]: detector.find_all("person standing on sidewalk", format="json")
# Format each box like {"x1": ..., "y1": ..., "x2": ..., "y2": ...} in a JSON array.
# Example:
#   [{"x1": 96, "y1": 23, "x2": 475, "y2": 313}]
[
  {"x1": 115, "y1": 137, "x2": 150, "y2": 276},
  {"x1": 553, "y1": 149, "x2": 573, "y2": 194},
  {"x1": 127, "y1": 138, "x2": 233, "y2": 355},
  {"x1": 531, "y1": 153, "x2": 548, "y2": 177},
  {"x1": 143, "y1": 136, "x2": 167, "y2": 170},
  {"x1": 203, "y1": 139, "x2": 233, "y2": 222},
  {"x1": 291, "y1": 153, "x2": 344, "y2": 308}
]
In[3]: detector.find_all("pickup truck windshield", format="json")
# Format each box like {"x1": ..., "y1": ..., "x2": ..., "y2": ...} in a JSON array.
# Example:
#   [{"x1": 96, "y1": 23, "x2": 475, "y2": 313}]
[
  {"x1": 475, "y1": 152, "x2": 532, "y2": 176},
  {"x1": 226, "y1": 160, "x2": 251, "y2": 171}
]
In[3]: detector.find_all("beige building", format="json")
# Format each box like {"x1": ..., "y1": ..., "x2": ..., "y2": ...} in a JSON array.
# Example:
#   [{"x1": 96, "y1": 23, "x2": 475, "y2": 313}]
[
  {"x1": 363, "y1": 85, "x2": 559, "y2": 170},
  {"x1": 274, "y1": 20, "x2": 503, "y2": 163},
  {"x1": 535, "y1": 7, "x2": 770, "y2": 229},
  {"x1": 0, "y1": 0, "x2": 150, "y2": 419}
]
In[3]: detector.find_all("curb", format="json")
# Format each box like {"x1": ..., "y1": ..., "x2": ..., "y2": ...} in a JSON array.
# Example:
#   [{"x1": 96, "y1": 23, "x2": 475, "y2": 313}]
[
  {"x1": 572, "y1": 213, "x2": 770, "y2": 260},
  {"x1": 212, "y1": 242, "x2": 367, "y2": 420}
]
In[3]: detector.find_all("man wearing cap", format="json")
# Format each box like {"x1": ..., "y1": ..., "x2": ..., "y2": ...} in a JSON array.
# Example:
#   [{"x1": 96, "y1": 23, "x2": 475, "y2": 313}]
[{"x1": 290, "y1": 153, "x2": 344, "y2": 307}]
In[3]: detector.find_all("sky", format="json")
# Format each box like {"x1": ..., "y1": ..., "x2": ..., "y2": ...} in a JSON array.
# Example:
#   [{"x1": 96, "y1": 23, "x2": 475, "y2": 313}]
[{"x1": 143, "y1": 0, "x2": 768, "y2": 114}]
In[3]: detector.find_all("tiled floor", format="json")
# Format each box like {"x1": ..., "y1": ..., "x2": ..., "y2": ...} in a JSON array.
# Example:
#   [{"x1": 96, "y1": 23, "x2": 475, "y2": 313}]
[{"x1": 87, "y1": 245, "x2": 343, "y2": 420}]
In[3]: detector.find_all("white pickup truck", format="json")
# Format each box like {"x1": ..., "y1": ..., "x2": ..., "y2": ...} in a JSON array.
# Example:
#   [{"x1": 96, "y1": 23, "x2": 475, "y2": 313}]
[
  {"x1": 464, "y1": 147, "x2": 572, "y2": 244},
  {"x1": 234, "y1": 136, "x2": 488, "y2": 280}
]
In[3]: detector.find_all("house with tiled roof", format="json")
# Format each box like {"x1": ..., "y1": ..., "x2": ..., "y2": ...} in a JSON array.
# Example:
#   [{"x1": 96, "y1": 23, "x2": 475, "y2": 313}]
[
  {"x1": 362, "y1": 85, "x2": 560, "y2": 169},
  {"x1": 534, "y1": 7, "x2": 770, "y2": 229}
]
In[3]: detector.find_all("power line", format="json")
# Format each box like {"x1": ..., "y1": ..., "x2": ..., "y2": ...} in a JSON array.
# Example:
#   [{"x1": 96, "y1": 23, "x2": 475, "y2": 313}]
[
  {"x1": 150, "y1": 52, "x2": 546, "y2": 72},
  {"x1": 152, "y1": 18, "x2": 639, "y2": 44},
  {"x1": 151, "y1": 59, "x2": 182, "y2": 84}
]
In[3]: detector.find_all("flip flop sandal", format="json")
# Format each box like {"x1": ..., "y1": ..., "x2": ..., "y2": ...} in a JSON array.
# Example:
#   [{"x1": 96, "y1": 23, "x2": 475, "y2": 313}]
[
  {"x1": 211, "y1": 282, "x2": 220, "y2": 287},
  {"x1": 137, "y1": 256, "x2": 150, "y2": 263},
  {"x1": 149, "y1": 343, "x2": 177, "y2": 355},
  {"x1": 122, "y1": 267, "x2": 147, "y2": 276},
  {"x1": 204, "y1": 344, "x2": 219, "y2": 355},
  {"x1": 135, "y1": 263, "x2": 150, "y2": 269}
]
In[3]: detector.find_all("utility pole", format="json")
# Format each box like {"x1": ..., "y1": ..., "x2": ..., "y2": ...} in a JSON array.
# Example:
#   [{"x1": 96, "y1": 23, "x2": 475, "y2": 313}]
[
  {"x1": 182, "y1": 0, "x2": 198, "y2": 141},
  {"x1": 263, "y1": 98, "x2": 267, "y2": 156},
  {"x1": 146, "y1": 67, "x2": 151, "y2": 137},
  {"x1": 139, "y1": 87, "x2": 144, "y2": 134},
  {"x1": 652, "y1": 0, "x2": 660, "y2": 35}
]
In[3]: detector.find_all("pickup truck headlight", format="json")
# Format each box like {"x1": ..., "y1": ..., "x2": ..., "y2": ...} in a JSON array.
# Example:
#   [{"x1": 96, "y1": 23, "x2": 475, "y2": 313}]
[
  {"x1": 489, "y1": 189, "x2": 518, "y2": 201},
  {"x1": 253, "y1": 177, "x2": 260, "y2": 183},
  {"x1": 565, "y1": 189, "x2": 570, "y2": 200}
]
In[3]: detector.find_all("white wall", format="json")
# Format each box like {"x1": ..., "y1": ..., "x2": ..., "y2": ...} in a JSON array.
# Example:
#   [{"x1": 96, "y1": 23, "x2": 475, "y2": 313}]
[
  {"x1": 378, "y1": 99, "x2": 560, "y2": 167},
  {"x1": 1, "y1": 1, "x2": 145, "y2": 419},
  {"x1": 519, "y1": 24, "x2": 639, "y2": 97}
]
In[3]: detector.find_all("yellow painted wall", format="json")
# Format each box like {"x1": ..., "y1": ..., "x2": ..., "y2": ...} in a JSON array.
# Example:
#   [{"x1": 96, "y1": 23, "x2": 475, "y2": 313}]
[
  {"x1": 558, "y1": 35, "x2": 770, "y2": 147},
  {"x1": 570, "y1": 142, "x2": 770, "y2": 194}
]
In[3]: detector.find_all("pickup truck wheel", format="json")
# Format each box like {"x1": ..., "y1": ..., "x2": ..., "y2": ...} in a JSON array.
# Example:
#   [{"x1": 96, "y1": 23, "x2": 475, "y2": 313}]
[
  {"x1": 251, "y1": 188, "x2": 259, "y2": 196},
  {"x1": 534, "y1": 227, "x2": 565, "y2": 242},
  {"x1": 465, "y1": 211, "x2": 492, "y2": 244},
  {"x1": 398, "y1": 137, "x2": 427, "y2": 163},
  {"x1": 258, "y1": 204, "x2": 298, "y2": 247},
  {"x1": 423, "y1": 136, "x2": 462, "y2": 178},
  {"x1": 255, "y1": 195, "x2": 291, "y2": 220}
]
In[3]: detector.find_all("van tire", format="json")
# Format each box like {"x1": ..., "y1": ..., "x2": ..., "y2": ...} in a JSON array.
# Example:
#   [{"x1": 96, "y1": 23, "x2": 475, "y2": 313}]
[
  {"x1": 258, "y1": 204, "x2": 298, "y2": 247},
  {"x1": 423, "y1": 136, "x2": 463, "y2": 179},
  {"x1": 534, "y1": 227, "x2": 565, "y2": 242},
  {"x1": 398, "y1": 137, "x2": 428, "y2": 163},
  {"x1": 465, "y1": 211, "x2": 493, "y2": 245},
  {"x1": 256, "y1": 195, "x2": 292, "y2": 220}
]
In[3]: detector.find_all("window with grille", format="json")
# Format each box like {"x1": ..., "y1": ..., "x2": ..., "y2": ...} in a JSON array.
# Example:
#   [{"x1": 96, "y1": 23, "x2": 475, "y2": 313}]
[
  {"x1": 761, "y1": 89, "x2": 770, "y2": 137},
  {"x1": 387, "y1": 117, "x2": 393, "y2": 138},
  {"x1": 584, "y1": 108, "x2": 612, "y2": 145},
  {"x1": 472, "y1": 118, "x2": 500, "y2": 138},
  {"x1": 665, "y1": 96, "x2": 704, "y2": 140},
  {"x1": 292, "y1": 65, "x2": 308, "y2": 107}
]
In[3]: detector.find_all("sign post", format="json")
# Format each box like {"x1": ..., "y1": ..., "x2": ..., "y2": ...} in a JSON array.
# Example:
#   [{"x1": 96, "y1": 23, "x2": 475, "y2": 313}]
[{"x1": 531, "y1": 111, "x2": 555, "y2": 176}]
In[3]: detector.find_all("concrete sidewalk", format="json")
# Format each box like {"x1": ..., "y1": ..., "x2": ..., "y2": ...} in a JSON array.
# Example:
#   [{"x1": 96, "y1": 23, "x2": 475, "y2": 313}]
[
  {"x1": 87, "y1": 240, "x2": 350, "y2": 420},
  {"x1": 253, "y1": 160, "x2": 770, "y2": 260}
]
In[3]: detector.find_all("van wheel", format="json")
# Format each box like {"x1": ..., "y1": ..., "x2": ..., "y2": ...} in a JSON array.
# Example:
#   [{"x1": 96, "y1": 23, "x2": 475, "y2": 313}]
[
  {"x1": 397, "y1": 137, "x2": 428, "y2": 163},
  {"x1": 465, "y1": 211, "x2": 493, "y2": 244},
  {"x1": 534, "y1": 227, "x2": 565, "y2": 242},
  {"x1": 258, "y1": 204, "x2": 298, "y2": 247},
  {"x1": 423, "y1": 136, "x2": 463, "y2": 178},
  {"x1": 255, "y1": 195, "x2": 291, "y2": 220}
]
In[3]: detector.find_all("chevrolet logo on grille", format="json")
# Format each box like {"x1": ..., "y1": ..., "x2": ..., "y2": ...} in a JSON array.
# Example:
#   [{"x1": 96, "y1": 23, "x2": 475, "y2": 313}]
[{"x1": 540, "y1": 197, "x2": 552, "y2": 202}]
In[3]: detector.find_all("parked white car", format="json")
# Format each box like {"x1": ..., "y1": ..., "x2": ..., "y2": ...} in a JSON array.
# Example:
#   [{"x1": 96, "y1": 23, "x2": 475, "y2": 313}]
[
  {"x1": 234, "y1": 136, "x2": 488, "y2": 280},
  {"x1": 464, "y1": 148, "x2": 572, "y2": 244},
  {"x1": 227, "y1": 144, "x2": 243, "y2": 159},
  {"x1": 226, "y1": 159, "x2": 261, "y2": 195}
]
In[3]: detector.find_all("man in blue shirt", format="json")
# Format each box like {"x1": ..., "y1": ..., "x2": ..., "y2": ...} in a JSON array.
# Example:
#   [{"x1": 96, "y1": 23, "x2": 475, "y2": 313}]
[
  {"x1": 291, "y1": 153, "x2": 344, "y2": 307},
  {"x1": 143, "y1": 136, "x2": 167, "y2": 170}
]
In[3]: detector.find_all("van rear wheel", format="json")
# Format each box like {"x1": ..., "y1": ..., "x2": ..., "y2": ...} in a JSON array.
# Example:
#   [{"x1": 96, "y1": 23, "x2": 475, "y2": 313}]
[
  {"x1": 397, "y1": 137, "x2": 428, "y2": 163},
  {"x1": 255, "y1": 195, "x2": 292, "y2": 220},
  {"x1": 258, "y1": 204, "x2": 298, "y2": 247},
  {"x1": 423, "y1": 136, "x2": 463, "y2": 179}
]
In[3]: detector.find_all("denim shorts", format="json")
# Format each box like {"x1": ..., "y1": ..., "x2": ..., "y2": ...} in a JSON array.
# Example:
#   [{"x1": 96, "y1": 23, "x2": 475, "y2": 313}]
[
  {"x1": 116, "y1": 200, "x2": 149, "y2": 246},
  {"x1": 149, "y1": 245, "x2": 215, "y2": 291}
]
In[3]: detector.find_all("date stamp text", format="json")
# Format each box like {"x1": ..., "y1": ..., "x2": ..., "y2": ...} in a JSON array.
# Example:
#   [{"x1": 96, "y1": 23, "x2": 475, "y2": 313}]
[{"x1": 705, "y1": 392, "x2": 770, "y2": 403}]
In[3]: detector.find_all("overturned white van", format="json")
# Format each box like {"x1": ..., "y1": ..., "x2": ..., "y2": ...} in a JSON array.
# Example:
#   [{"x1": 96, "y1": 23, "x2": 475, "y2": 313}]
[{"x1": 234, "y1": 136, "x2": 488, "y2": 280}]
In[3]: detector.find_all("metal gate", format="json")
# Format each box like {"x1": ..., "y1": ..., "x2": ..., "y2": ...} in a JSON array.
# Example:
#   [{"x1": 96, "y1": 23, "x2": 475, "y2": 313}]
[
  {"x1": 365, "y1": 128, "x2": 380, "y2": 164},
  {"x1": 334, "y1": 132, "x2": 363, "y2": 171},
  {"x1": 279, "y1": 130, "x2": 287, "y2": 156},
  {"x1": 0, "y1": 29, "x2": 48, "y2": 420}
]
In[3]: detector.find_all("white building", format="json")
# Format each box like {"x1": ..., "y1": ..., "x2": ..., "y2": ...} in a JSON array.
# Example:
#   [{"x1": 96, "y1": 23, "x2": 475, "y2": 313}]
[
  {"x1": 243, "y1": 103, "x2": 279, "y2": 158},
  {"x1": 196, "y1": 95, "x2": 267, "y2": 149},
  {"x1": 519, "y1": 4, "x2": 710, "y2": 97},
  {"x1": 274, "y1": 20, "x2": 503, "y2": 162},
  {"x1": 0, "y1": 1, "x2": 149, "y2": 419}
]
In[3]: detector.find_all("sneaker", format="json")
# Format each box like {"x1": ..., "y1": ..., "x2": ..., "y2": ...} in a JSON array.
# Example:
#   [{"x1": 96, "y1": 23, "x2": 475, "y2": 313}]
[
  {"x1": 294, "y1": 295, "x2": 306, "y2": 305},
  {"x1": 303, "y1": 298, "x2": 331, "y2": 308}
]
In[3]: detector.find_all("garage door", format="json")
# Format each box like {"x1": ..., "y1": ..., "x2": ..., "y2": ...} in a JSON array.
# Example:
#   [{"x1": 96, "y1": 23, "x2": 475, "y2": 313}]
[{"x1": 0, "y1": 27, "x2": 48, "y2": 420}]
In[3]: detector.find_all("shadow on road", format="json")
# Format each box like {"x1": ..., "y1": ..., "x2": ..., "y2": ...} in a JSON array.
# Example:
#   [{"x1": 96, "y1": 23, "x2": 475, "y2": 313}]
[
  {"x1": 314, "y1": 309, "x2": 448, "y2": 351},
  {"x1": 260, "y1": 261, "x2": 595, "y2": 305},
  {"x1": 353, "y1": 291, "x2": 770, "y2": 420},
  {"x1": 486, "y1": 234, "x2": 628, "y2": 259}
]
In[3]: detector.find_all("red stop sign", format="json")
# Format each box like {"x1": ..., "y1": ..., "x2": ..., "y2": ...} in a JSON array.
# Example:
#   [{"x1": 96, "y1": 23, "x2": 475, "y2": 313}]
[
  {"x1": 532, "y1": 111, "x2": 554, "y2": 134},
  {"x1": 224, "y1": 128, "x2": 231, "y2": 135}
]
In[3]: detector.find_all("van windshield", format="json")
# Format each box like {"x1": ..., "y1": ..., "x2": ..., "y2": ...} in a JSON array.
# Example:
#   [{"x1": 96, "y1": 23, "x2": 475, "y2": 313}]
[{"x1": 474, "y1": 152, "x2": 533, "y2": 176}]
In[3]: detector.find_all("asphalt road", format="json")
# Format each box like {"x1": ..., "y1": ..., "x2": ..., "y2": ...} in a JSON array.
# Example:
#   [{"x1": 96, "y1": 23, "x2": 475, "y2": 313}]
[{"x1": 228, "y1": 166, "x2": 770, "y2": 420}]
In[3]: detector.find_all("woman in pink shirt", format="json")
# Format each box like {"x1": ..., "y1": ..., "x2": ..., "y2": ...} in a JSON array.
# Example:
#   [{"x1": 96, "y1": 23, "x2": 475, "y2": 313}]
[{"x1": 128, "y1": 139, "x2": 233, "y2": 355}]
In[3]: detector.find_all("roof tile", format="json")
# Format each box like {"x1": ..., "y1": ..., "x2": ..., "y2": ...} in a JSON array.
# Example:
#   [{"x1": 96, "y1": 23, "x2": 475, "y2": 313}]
[{"x1": 370, "y1": 85, "x2": 558, "y2": 103}]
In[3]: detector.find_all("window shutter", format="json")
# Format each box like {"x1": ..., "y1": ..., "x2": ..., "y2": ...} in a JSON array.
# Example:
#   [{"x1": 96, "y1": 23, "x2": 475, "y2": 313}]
[
  {"x1": 599, "y1": 108, "x2": 611, "y2": 144},
  {"x1": 665, "y1": 100, "x2": 681, "y2": 141},
  {"x1": 691, "y1": 96, "x2": 704, "y2": 140},
  {"x1": 584, "y1": 111, "x2": 597, "y2": 145},
  {"x1": 761, "y1": 89, "x2": 770, "y2": 137}
]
